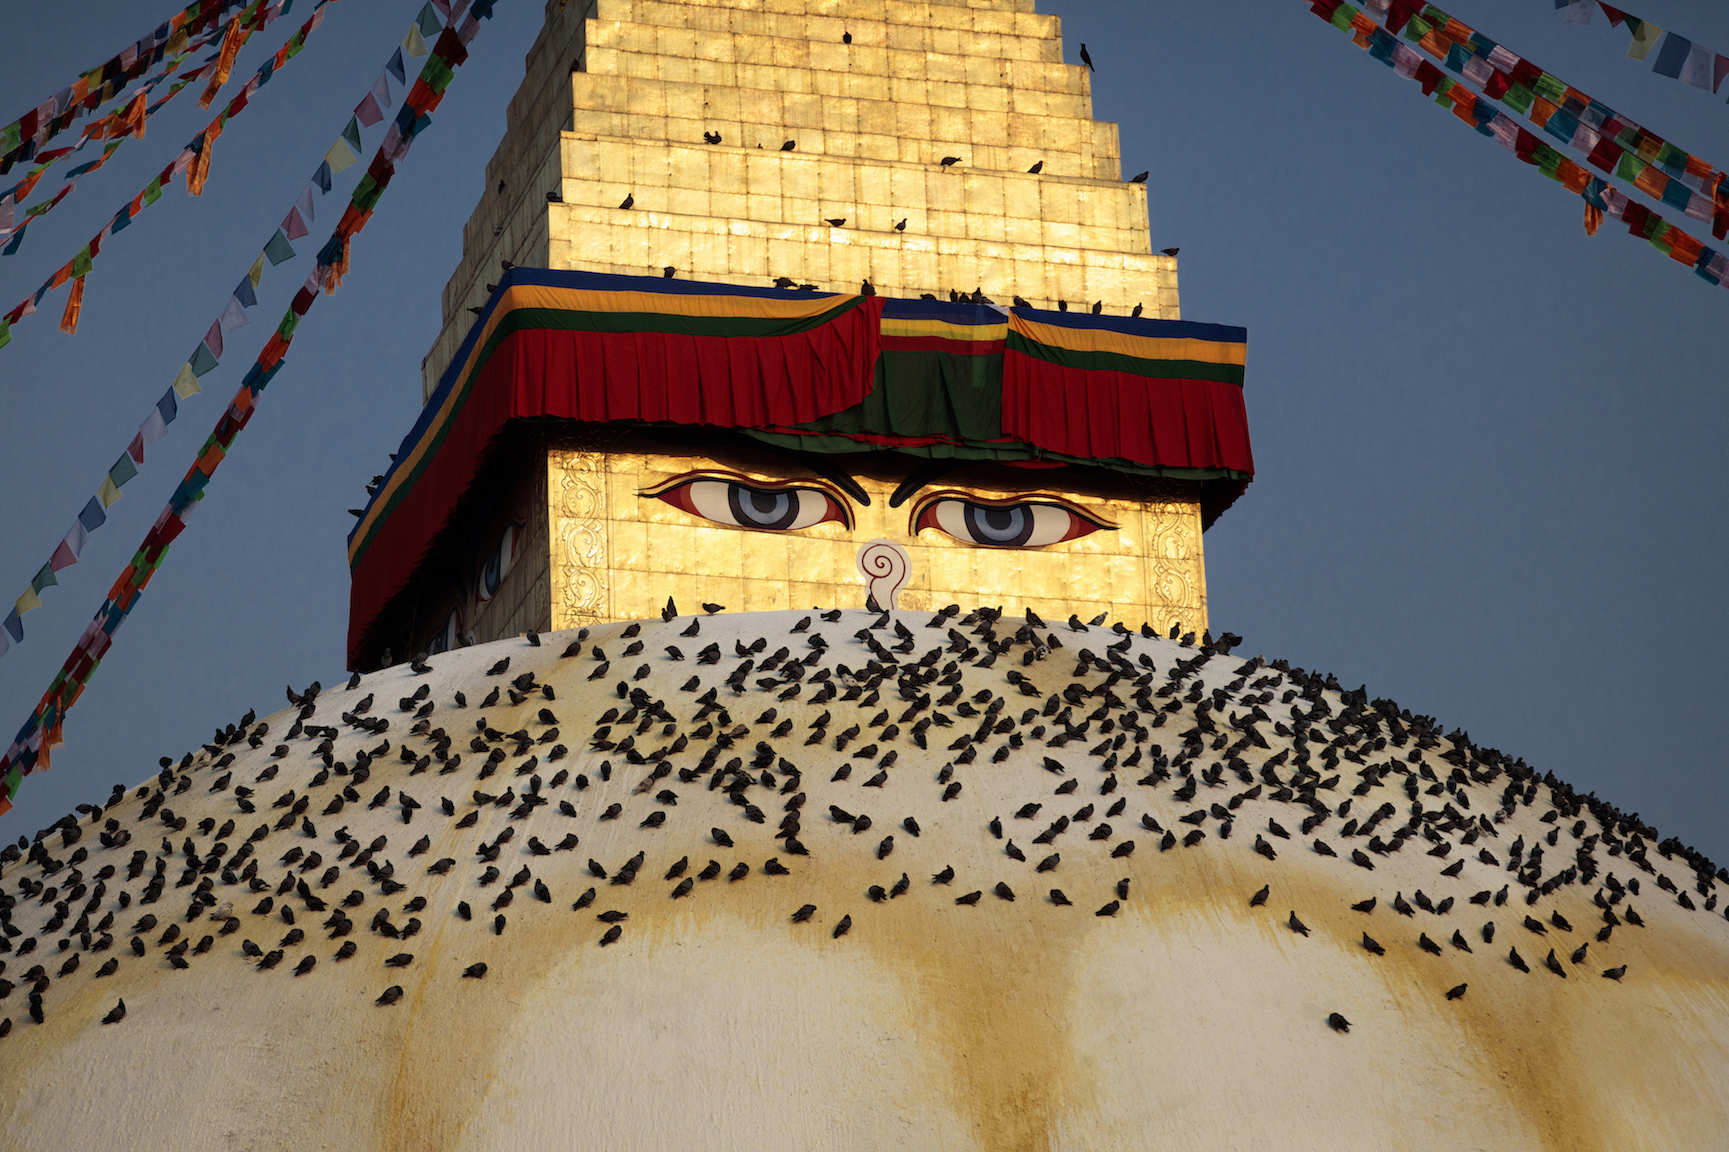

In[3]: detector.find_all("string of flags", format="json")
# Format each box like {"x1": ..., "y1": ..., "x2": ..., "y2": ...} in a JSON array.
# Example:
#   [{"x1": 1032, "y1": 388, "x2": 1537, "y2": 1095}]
[
  {"x1": 1, "y1": 3, "x2": 444, "y2": 661},
  {"x1": 0, "y1": 1, "x2": 497, "y2": 815},
  {"x1": 1310, "y1": 1, "x2": 1729, "y2": 288},
  {"x1": 1557, "y1": 2, "x2": 1729, "y2": 98},
  {"x1": 0, "y1": 0, "x2": 286, "y2": 256},
  {"x1": 0, "y1": 0, "x2": 338, "y2": 350},
  {"x1": 0, "y1": 0, "x2": 254, "y2": 176}
]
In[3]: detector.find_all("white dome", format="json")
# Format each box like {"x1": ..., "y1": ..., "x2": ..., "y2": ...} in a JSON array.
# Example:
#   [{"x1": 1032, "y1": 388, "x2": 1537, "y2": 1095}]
[{"x1": 1, "y1": 609, "x2": 1725, "y2": 1151}]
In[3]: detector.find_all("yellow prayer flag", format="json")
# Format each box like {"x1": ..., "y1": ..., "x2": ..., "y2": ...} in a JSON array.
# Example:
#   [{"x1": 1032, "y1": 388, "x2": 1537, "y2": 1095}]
[
  {"x1": 324, "y1": 138, "x2": 358, "y2": 175},
  {"x1": 172, "y1": 362, "x2": 201, "y2": 398},
  {"x1": 404, "y1": 25, "x2": 428, "y2": 58},
  {"x1": 1628, "y1": 23, "x2": 1663, "y2": 60},
  {"x1": 15, "y1": 588, "x2": 41, "y2": 615},
  {"x1": 97, "y1": 477, "x2": 124, "y2": 508},
  {"x1": 248, "y1": 254, "x2": 265, "y2": 290}
]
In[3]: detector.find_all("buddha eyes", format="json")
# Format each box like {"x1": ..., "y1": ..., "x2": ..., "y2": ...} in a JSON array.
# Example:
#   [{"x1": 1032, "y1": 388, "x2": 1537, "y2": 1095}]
[
  {"x1": 648, "y1": 475, "x2": 851, "y2": 533},
  {"x1": 912, "y1": 495, "x2": 1109, "y2": 549},
  {"x1": 646, "y1": 473, "x2": 1105, "y2": 547},
  {"x1": 477, "y1": 522, "x2": 524, "y2": 602}
]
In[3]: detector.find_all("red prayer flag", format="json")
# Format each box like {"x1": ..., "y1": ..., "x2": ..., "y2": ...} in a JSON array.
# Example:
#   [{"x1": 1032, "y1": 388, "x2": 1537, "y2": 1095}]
[
  {"x1": 1598, "y1": 3, "x2": 1628, "y2": 26},
  {"x1": 127, "y1": 432, "x2": 144, "y2": 464}
]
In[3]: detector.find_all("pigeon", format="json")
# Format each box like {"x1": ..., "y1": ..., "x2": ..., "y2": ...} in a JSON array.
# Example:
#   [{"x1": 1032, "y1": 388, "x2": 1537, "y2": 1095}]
[
  {"x1": 832, "y1": 915, "x2": 852, "y2": 938},
  {"x1": 1288, "y1": 911, "x2": 1310, "y2": 937},
  {"x1": 1027, "y1": 161, "x2": 1044, "y2": 174},
  {"x1": 791, "y1": 904, "x2": 817, "y2": 923},
  {"x1": 1078, "y1": 43, "x2": 1094, "y2": 71},
  {"x1": 1129, "y1": 171, "x2": 1149, "y2": 184},
  {"x1": 376, "y1": 986, "x2": 404, "y2": 1006},
  {"x1": 1602, "y1": 965, "x2": 1627, "y2": 981},
  {"x1": 1446, "y1": 983, "x2": 1468, "y2": 1001},
  {"x1": 618, "y1": 193, "x2": 634, "y2": 210},
  {"x1": 939, "y1": 156, "x2": 961, "y2": 167},
  {"x1": 1361, "y1": 933, "x2": 1385, "y2": 956},
  {"x1": 1327, "y1": 1012, "x2": 1351, "y2": 1034},
  {"x1": 463, "y1": 963, "x2": 488, "y2": 978},
  {"x1": 101, "y1": 998, "x2": 126, "y2": 1025}
]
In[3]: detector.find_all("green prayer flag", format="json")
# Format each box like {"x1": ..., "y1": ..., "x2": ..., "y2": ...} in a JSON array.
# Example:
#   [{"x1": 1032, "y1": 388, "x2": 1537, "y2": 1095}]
[
  {"x1": 71, "y1": 245, "x2": 92, "y2": 277},
  {"x1": 1616, "y1": 152, "x2": 1647, "y2": 182},
  {"x1": 276, "y1": 311, "x2": 300, "y2": 340},
  {"x1": 144, "y1": 178, "x2": 163, "y2": 206},
  {"x1": 2, "y1": 123, "x2": 19, "y2": 153},
  {"x1": 1329, "y1": 3, "x2": 1358, "y2": 32},
  {"x1": 3, "y1": 765, "x2": 21, "y2": 799},
  {"x1": 30, "y1": 563, "x2": 57, "y2": 593},
  {"x1": 0, "y1": 317, "x2": 9, "y2": 352},
  {"x1": 264, "y1": 229, "x2": 296, "y2": 265},
  {"x1": 342, "y1": 116, "x2": 362, "y2": 153},
  {"x1": 189, "y1": 342, "x2": 219, "y2": 376},
  {"x1": 1533, "y1": 73, "x2": 1566, "y2": 102},
  {"x1": 416, "y1": 2, "x2": 442, "y2": 38},
  {"x1": 1404, "y1": 15, "x2": 1432, "y2": 42},
  {"x1": 1502, "y1": 83, "x2": 1535, "y2": 114},
  {"x1": 109, "y1": 452, "x2": 138, "y2": 488}
]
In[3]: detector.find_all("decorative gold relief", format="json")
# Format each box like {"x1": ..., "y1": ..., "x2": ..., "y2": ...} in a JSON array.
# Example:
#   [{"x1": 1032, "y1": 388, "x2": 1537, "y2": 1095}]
[{"x1": 550, "y1": 450, "x2": 610, "y2": 629}]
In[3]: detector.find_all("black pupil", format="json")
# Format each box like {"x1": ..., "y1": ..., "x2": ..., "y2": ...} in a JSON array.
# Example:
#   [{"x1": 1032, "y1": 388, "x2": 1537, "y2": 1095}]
[
  {"x1": 729, "y1": 484, "x2": 798, "y2": 529},
  {"x1": 964, "y1": 502, "x2": 1032, "y2": 545}
]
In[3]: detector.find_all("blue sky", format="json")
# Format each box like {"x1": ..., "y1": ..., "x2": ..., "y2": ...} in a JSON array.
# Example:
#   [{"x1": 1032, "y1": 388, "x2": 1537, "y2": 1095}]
[{"x1": 0, "y1": 0, "x2": 1724, "y2": 865}]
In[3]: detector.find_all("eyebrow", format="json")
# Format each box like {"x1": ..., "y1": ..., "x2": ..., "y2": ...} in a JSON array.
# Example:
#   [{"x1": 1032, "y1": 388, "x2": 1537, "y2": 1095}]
[{"x1": 888, "y1": 461, "x2": 963, "y2": 508}]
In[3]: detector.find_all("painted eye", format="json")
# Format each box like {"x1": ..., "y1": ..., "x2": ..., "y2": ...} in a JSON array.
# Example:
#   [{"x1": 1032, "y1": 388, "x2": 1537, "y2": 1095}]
[
  {"x1": 913, "y1": 497, "x2": 1108, "y2": 548},
  {"x1": 430, "y1": 608, "x2": 463, "y2": 654},
  {"x1": 477, "y1": 523, "x2": 523, "y2": 602},
  {"x1": 650, "y1": 476, "x2": 849, "y2": 532}
]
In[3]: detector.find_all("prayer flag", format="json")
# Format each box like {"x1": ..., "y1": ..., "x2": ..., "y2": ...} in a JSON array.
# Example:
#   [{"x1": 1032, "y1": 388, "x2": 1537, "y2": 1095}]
[
  {"x1": 220, "y1": 295, "x2": 249, "y2": 332},
  {"x1": 1716, "y1": 54, "x2": 1729, "y2": 94},
  {"x1": 234, "y1": 275, "x2": 257, "y2": 309},
  {"x1": 1680, "y1": 44, "x2": 1714, "y2": 90},
  {"x1": 204, "y1": 319, "x2": 224, "y2": 359},
  {"x1": 1562, "y1": 1, "x2": 1591, "y2": 25},
  {"x1": 157, "y1": 388, "x2": 178, "y2": 425},
  {"x1": 190, "y1": 339, "x2": 218, "y2": 376},
  {"x1": 3, "y1": 609, "x2": 20, "y2": 643},
  {"x1": 417, "y1": 3, "x2": 443, "y2": 38},
  {"x1": 29, "y1": 563, "x2": 57, "y2": 593},
  {"x1": 386, "y1": 47, "x2": 407, "y2": 85},
  {"x1": 404, "y1": 25, "x2": 428, "y2": 59},
  {"x1": 341, "y1": 116, "x2": 362, "y2": 154},
  {"x1": 96, "y1": 476, "x2": 123, "y2": 507},
  {"x1": 1628, "y1": 22, "x2": 1664, "y2": 61},
  {"x1": 1599, "y1": 4, "x2": 1628, "y2": 25},
  {"x1": 294, "y1": 183, "x2": 315, "y2": 224},
  {"x1": 141, "y1": 407, "x2": 168, "y2": 445},
  {"x1": 78, "y1": 496, "x2": 105, "y2": 533},
  {"x1": 264, "y1": 229, "x2": 295, "y2": 265},
  {"x1": 311, "y1": 160, "x2": 332, "y2": 193},
  {"x1": 282, "y1": 205, "x2": 308, "y2": 240},
  {"x1": 59, "y1": 274, "x2": 85, "y2": 335},
  {"x1": 371, "y1": 72, "x2": 392, "y2": 111},
  {"x1": 324, "y1": 137, "x2": 357, "y2": 174},
  {"x1": 1653, "y1": 33, "x2": 1693, "y2": 78},
  {"x1": 15, "y1": 589, "x2": 42, "y2": 616},
  {"x1": 54, "y1": 521, "x2": 90, "y2": 570},
  {"x1": 127, "y1": 431, "x2": 145, "y2": 464},
  {"x1": 249, "y1": 253, "x2": 265, "y2": 289},
  {"x1": 108, "y1": 452, "x2": 138, "y2": 488},
  {"x1": 355, "y1": 93, "x2": 384, "y2": 127},
  {"x1": 173, "y1": 361, "x2": 202, "y2": 397}
]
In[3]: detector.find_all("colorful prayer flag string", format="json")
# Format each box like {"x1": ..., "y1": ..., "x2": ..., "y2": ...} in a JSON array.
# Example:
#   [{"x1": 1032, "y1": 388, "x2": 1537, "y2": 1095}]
[
  {"x1": 1307, "y1": 1, "x2": 1729, "y2": 288},
  {"x1": 1570, "y1": 4, "x2": 1729, "y2": 99},
  {"x1": 0, "y1": 0, "x2": 340, "y2": 347},
  {"x1": 0, "y1": 3, "x2": 434, "y2": 659},
  {"x1": 0, "y1": 0, "x2": 256, "y2": 175},
  {"x1": 0, "y1": 1, "x2": 498, "y2": 816},
  {"x1": 0, "y1": 0, "x2": 289, "y2": 250}
]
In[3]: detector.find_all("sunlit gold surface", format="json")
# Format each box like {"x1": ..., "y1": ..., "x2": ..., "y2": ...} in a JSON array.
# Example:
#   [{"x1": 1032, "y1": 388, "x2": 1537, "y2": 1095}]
[
  {"x1": 547, "y1": 441, "x2": 1206, "y2": 636},
  {"x1": 422, "y1": 0, "x2": 1178, "y2": 400}
]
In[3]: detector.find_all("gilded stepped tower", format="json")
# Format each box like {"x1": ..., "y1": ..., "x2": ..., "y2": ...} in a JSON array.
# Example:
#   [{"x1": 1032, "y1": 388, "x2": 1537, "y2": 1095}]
[
  {"x1": 422, "y1": 0, "x2": 1177, "y2": 400},
  {"x1": 369, "y1": 0, "x2": 1215, "y2": 663}
]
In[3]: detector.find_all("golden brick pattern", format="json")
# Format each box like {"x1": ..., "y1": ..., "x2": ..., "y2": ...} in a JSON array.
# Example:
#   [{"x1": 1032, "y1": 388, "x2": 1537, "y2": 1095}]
[{"x1": 422, "y1": 0, "x2": 1178, "y2": 400}]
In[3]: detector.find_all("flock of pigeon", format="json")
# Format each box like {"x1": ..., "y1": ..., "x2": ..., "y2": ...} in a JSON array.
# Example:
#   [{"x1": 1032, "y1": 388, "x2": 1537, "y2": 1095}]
[{"x1": 1, "y1": 601, "x2": 1724, "y2": 1040}]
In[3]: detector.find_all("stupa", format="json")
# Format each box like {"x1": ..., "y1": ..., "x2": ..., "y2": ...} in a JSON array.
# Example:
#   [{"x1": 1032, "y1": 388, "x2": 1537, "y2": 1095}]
[{"x1": 0, "y1": 2, "x2": 1725, "y2": 1150}]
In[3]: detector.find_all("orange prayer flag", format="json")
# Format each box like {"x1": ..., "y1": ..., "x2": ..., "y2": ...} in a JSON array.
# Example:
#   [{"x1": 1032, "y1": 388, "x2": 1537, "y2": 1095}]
[
  {"x1": 200, "y1": 19, "x2": 247, "y2": 109},
  {"x1": 186, "y1": 137, "x2": 214, "y2": 196},
  {"x1": 1558, "y1": 160, "x2": 1591, "y2": 194},
  {"x1": 1419, "y1": 29, "x2": 1449, "y2": 58},
  {"x1": 113, "y1": 90, "x2": 147, "y2": 140},
  {"x1": 1529, "y1": 98, "x2": 1557, "y2": 130},
  {"x1": 1667, "y1": 231, "x2": 1704, "y2": 264},
  {"x1": 59, "y1": 275, "x2": 85, "y2": 334},
  {"x1": 1633, "y1": 163, "x2": 1669, "y2": 200},
  {"x1": 1583, "y1": 204, "x2": 1604, "y2": 236}
]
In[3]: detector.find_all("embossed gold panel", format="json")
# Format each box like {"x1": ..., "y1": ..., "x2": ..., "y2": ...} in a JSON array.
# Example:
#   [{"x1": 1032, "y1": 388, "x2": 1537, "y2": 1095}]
[{"x1": 547, "y1": 437, "x2": 1207, "y2": 637}]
